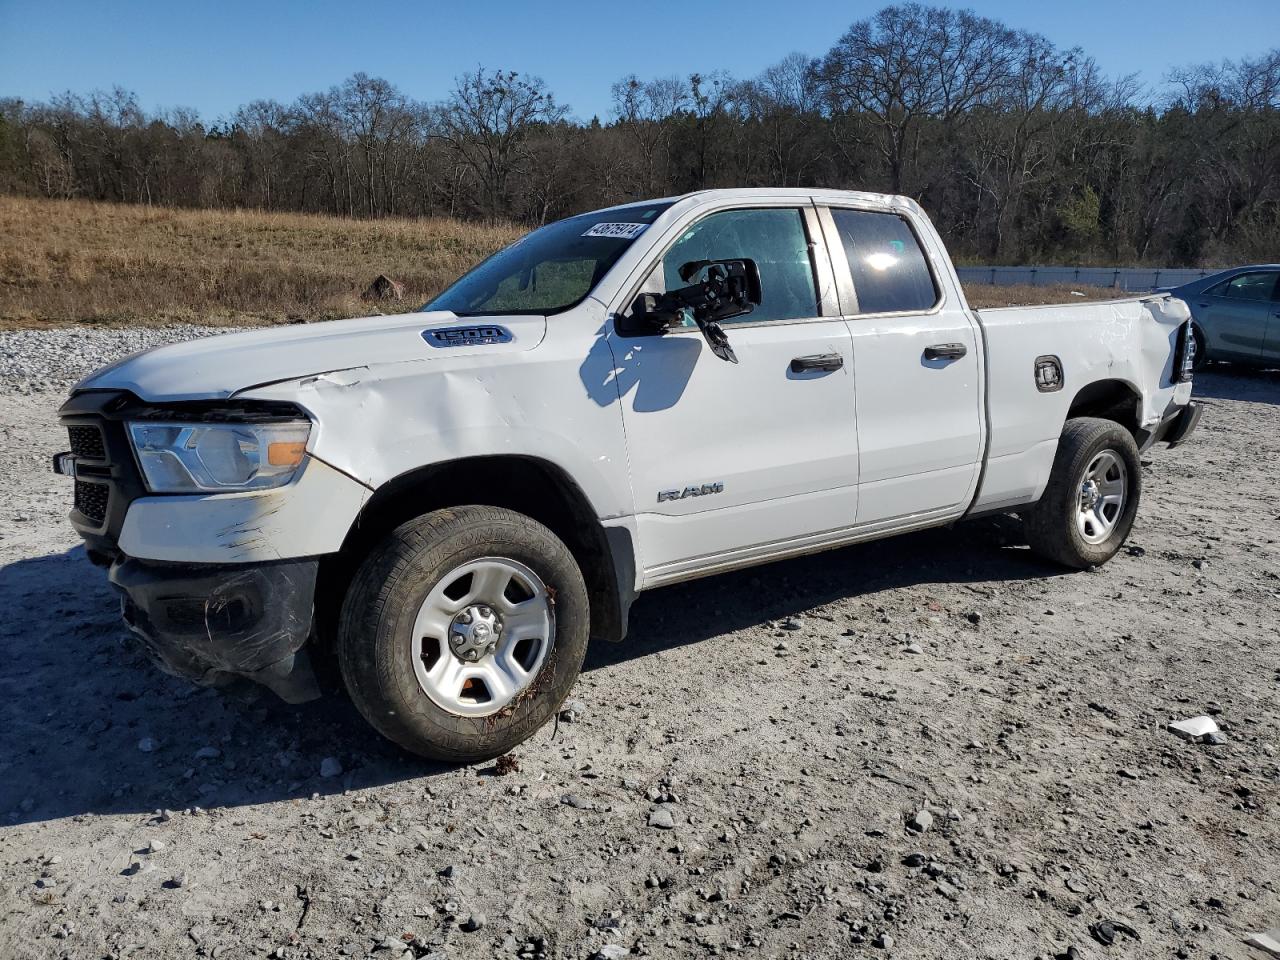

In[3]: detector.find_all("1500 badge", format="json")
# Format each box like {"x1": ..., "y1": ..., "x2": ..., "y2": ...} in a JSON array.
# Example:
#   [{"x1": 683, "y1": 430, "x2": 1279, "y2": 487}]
[
  {"x1": 422, "y1": 325, "x2": 513, "y2": 347},
  {"x1": 658, "y1": 482, "x2": 724, "y2": 503}
]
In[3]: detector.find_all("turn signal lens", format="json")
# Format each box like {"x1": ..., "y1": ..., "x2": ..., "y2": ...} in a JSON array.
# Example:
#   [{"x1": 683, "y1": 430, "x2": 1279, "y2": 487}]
[{"x1": 268, "y1": 441, "x2": 307, "y2": 467}]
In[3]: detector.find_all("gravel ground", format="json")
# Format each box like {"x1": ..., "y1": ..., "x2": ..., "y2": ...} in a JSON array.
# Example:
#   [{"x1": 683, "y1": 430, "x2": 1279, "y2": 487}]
[
  {"x1": 1, "y1": 328, "x2": 1278, "y2": 960},
  {"x1": 0, "y1": 326, "x2": 242, "y2": 395}
]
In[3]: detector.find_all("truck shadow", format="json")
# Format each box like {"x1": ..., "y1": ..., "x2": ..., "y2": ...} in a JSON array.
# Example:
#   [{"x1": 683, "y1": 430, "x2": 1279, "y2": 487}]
[
  {"x1": 1, "y1": 516, "x2": 1054, "y2": 827},
  {"x1": 586, "y1": 514, "x2": 1062, "y2": 673},
  {"x1": 0, "y1": 546, "x2": 425, "y2": 828}
]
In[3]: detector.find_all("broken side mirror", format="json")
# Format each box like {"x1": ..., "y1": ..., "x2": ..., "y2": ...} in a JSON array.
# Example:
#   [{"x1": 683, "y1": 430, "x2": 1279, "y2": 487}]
[{"x1": 628, "y1": 258, "x2": 761, "y2": 363}]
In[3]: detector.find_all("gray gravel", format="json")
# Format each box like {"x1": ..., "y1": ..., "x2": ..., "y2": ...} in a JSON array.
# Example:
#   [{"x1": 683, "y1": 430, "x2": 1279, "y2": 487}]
[
  {"x1": 0, "y1": 325, "x2": 243, "y2": 394},
  {"x1": 0, "y1": 329, "x2": 1278, "y2": 959}
]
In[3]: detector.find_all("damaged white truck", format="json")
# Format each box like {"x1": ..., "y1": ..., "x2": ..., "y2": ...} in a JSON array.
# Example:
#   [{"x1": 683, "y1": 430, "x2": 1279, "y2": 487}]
[{"x1": 54, "y1": 188, "x2": 1201, "y2": 762}]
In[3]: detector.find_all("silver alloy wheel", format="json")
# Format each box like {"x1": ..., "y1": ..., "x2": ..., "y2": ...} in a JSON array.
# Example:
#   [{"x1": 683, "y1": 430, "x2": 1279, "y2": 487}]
[
  {"x1": 411, "y1": 557, "x2": 554, "y2": 718},
  {"x1": 1076, "y1": 449, "x2": 1127, "y2": 544}
]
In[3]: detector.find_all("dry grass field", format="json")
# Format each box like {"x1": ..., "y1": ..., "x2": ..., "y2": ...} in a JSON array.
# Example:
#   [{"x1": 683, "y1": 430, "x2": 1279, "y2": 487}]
[
  {"x1": 0, "y1": 198, "x2": 520, "y2": 329},
  {"x1": 0, "y1": 197, "x2": 1126, "y2": 328}
]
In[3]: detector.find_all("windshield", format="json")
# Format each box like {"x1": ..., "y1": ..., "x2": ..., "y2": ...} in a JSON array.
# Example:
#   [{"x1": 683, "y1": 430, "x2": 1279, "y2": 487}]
[{"x1": 426, "y1": 203, "x2": 672, "y2": 316}]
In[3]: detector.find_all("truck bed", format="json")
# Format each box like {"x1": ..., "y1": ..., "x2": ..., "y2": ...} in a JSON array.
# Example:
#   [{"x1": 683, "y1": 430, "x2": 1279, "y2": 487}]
[{"x1": 969, "y1": 292, "x2": 1192, "y2": 513}]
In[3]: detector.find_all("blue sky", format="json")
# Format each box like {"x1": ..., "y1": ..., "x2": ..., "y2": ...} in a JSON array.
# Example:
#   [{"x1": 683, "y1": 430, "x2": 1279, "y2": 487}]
[{"x1": 1, "y1": 0, "x2": 1276, "y2": 122}]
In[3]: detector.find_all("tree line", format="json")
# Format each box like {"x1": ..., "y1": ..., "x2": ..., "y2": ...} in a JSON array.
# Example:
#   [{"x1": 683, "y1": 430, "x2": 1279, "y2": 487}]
[{"x1": 1, "y1": 4, "x2": 1277, "y2": 266}]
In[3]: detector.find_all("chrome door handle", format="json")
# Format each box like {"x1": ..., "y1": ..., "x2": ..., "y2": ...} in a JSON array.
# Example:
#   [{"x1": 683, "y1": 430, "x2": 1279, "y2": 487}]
[
  {"x1": 790, "y1": 353, "x2": 844, "y2": 373},
  {"x1": 924, "y1": 343, "x2": 967, "y2": 361}
]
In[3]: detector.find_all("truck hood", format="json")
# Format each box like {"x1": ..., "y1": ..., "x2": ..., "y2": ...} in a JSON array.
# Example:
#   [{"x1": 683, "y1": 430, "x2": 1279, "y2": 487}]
[{"x1": 74, "y1": 311, "x2": 546, "y2": 402}]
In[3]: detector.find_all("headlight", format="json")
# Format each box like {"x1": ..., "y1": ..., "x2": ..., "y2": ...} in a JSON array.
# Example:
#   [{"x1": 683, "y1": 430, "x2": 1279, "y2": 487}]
[{"x1": 127, "y1": 420, "x2": 312, "y2": 492}]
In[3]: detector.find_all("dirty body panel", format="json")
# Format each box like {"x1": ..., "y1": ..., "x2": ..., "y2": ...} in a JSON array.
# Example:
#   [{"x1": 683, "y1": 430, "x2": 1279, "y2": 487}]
[
  {"x1": 109, "y1": 556, "x2": 321, "y2": 703},
  {"x1": 55, "y1": 389, "x2": 335, "y2": 700},
  {"x1": 969, "y1": 294, "x2": 1195, "y2": 513}
]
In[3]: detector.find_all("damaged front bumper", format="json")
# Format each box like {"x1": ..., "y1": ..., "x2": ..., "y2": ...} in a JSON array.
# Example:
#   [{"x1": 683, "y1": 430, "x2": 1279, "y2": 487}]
[{"x1": 109, "y1": 555, "x2": 322, "y2": 703}]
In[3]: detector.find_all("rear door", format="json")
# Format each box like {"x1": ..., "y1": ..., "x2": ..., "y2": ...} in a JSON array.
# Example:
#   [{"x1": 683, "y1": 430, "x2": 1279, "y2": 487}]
[
  {"x1": 1195, "y1": 271, "x2": 1277, "y2": 362},
  {"x1": 817, "y1": 203, "x2": 983, "y2": 526},
  {"x1": 606, "y1": 203, "x2": 859, "y2": 583}
]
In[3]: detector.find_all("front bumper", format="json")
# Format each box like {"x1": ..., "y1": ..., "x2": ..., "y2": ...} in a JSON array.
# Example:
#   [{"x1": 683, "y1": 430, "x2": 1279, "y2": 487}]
[{"x1": 109, "y1": 555, "x2": 322, "y2": 703}]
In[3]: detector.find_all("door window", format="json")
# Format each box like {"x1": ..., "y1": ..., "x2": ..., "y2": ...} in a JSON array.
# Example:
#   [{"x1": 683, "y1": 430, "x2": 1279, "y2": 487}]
[
  {"x1": 1218, "y1": 272, "x2": 1279, "y2": 302},
  {"x1": 653, "y1": 208, "x2": 818, "y2": 324},
  {"x1": 830, "y1": 209, "x2": 939, "y2": 315}
]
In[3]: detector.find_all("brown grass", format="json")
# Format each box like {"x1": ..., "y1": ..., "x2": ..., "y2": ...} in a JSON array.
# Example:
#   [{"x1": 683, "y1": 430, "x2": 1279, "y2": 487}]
[
  {"x1": 0, "y1": 197, "x2": 521, "y2": 329},
  {"x1": 961, "y1": 282, "x2": 1131, "y2": 309},
  {"x1": 0, "y1": 198, "x2": 1133, "y2": 329}
]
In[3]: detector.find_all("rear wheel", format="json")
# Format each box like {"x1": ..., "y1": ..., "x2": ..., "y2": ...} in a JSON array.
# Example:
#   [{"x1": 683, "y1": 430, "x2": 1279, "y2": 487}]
[
  {"x1": 1023, "y1": 417, "x2": 1141, "y2": 569},
  {"x1": 337, "y1": 506, "x2": 589, "y2": 762}
]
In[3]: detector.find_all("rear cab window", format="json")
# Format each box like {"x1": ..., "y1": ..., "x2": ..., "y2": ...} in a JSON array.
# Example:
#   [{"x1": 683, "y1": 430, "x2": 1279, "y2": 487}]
[{"x1": 828, "y1": 208, "x2": 939, "y2": 315}]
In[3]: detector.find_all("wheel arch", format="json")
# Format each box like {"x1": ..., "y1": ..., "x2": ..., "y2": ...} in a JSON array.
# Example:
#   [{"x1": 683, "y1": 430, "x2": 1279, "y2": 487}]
[
  {"x1": 316, "y1": 455, "x2": 636, "y2": 657},
  {"x1": 1064, "y1": 378, "x2": 1143, "y2": 441}
]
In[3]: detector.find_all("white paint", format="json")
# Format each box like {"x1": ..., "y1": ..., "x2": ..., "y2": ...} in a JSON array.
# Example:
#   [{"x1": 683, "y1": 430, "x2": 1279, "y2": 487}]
[
  {"x1": 610, "y1": 318, "x2": 859, "y2": 575},
  {"x1": 971, "y1": 293, "x2": 1190, "y2": 514},
  {"x1": 117, "y1": 456, "x2": 371, "y2": 563},
  {"x1": 80, "y1": 188, "x2": 1196, "y2": 588}
]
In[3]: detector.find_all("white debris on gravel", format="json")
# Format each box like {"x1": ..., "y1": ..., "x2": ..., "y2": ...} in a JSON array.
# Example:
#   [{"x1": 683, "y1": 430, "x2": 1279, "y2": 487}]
[
  {"x1": 0, "y1": 325, "x2": 243, "y2": 393},
  {"x1": 1246, "y1": 929, "x2": 1280, "y2": 958},
  {"x1": 1168, "y1": 715, "x2": 1221, "y2": 742}
]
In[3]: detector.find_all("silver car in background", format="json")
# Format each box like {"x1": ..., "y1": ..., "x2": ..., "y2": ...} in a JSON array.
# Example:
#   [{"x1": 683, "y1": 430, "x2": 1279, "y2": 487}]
[{"x1": 1170, "y1": 266, "x2": 1280, "y2": 370}]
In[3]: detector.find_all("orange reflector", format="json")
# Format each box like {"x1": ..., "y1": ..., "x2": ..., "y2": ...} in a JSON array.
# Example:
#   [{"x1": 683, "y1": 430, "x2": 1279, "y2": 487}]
[{"x1": 267, "y1": 441, "x2": 306, "y2": 467}]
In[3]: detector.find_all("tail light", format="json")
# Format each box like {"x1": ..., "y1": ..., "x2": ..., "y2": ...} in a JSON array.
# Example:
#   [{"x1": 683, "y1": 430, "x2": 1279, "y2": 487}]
[{"x1": 1173, "y1": 321, "x2": 1195, "y2": 383}]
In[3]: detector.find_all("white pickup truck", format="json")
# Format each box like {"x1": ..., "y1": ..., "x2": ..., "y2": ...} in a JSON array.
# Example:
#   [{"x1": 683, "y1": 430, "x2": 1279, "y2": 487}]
[{"x1": 55, "y1": 188, "x2": 1201, "y2": 761}]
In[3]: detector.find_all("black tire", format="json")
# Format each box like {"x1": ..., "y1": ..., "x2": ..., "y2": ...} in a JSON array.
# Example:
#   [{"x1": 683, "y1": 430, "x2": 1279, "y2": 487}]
[
  {"x1": 1190, "y1": 323, "x2": 1209, "y2": 371},
  {"x1": 1023, "y1": 417, "x2": 1141, "y2": 569},
  {"x1": 337, "y1": 506, "x2": 589, "y2": 763}
]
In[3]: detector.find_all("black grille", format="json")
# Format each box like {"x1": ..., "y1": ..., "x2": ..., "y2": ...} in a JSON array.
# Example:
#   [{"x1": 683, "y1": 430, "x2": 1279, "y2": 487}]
[
  {"x1": 68, "y1": 425, "x2": 106, "y2": 461},
  {"x1": 74, "y1": 480, "x2": 109, "y2": 525}
]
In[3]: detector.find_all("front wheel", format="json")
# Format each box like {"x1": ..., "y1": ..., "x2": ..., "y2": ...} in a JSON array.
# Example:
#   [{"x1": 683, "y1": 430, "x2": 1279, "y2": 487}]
[
  {"x1": 337, "y1": 506, "x2": 589, "y2": 763},
  {"x1": 1023, "y1": 417, "x2": 1141, "y2": 569}
]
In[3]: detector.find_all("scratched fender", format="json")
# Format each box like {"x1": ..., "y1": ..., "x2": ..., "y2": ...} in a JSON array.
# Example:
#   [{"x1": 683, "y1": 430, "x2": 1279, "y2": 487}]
[{"x1": 117, "y1": 456, "x2": 372, "y2": 564}]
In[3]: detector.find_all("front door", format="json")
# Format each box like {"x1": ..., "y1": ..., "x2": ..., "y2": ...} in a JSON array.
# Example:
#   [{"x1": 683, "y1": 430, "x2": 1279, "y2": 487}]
[
  {"x1": 606, "y1": 205, "x2": 859, "y2": 583},
  {"x1": 819, "y1": 204, "x2": 983, "y2": 526}
]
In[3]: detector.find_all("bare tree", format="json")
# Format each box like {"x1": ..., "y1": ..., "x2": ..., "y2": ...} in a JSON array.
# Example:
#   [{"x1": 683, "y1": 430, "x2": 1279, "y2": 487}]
[
  {"x1": 437, "y1": 68, "x2": 567, "y2": 219},
  {"x1": 611, "y1": 74, "x2": 687, "y2": 196},
  {"x1": 233, "y1": 100, "x2": 291, "y2": 209},
  {"x1": 331, "y1": 73, "x2": 418, "y2": 217},
  {"x1": 737, "y1": 53, "x2": 826, "y2": 187},
  {"x1": 814, "y1": 4, "x2": 1016, "y2": 194}
]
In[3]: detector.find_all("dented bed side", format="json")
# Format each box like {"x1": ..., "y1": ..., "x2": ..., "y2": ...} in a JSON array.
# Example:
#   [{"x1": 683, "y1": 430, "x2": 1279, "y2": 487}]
[{"x1": 969, "y1": 293, "x2": 1193, "y2": 513}]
